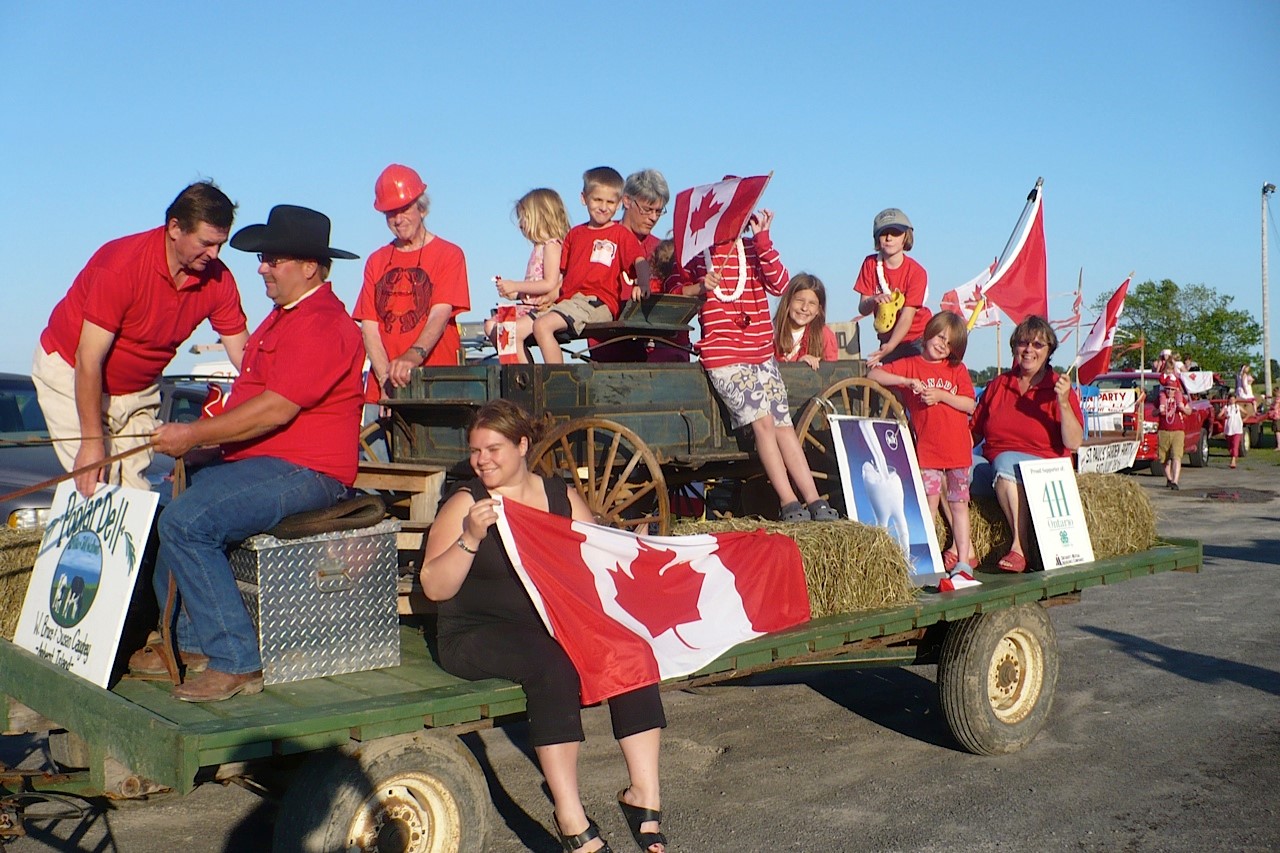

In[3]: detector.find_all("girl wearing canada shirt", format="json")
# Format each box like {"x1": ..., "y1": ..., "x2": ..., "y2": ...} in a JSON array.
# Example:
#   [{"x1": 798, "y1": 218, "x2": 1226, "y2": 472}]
[{"x1": 868, "y1": 312, "x2": 977, "y2": 588}]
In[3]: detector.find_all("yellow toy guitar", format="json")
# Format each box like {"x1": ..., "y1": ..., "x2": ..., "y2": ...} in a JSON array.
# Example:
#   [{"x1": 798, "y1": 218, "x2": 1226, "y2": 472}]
[{"x1": 873, "y1": 258, "x2": 905, "y2": 334}]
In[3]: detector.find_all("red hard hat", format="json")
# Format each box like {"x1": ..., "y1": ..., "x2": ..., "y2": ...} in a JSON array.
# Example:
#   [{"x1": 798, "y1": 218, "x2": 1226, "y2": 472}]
[{"x1": 374, "y1": 164, "x2": 427, "y2": 212}]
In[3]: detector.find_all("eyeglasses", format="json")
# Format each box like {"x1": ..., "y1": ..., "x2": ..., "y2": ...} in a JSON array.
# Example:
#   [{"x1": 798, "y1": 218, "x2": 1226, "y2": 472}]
[
  {"x1": 257, "y1": 254, "x2": 297, "y2": 267},
  {"x1": 632, "y1": 200, "x2": 666, "y2": 219},
  {"x1": 1013, "y1": 339, "x2": 1048, "y2": 351}
]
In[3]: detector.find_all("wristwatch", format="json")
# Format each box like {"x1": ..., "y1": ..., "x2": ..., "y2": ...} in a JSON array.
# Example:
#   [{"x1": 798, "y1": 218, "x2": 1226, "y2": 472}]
[{"x1": 410, "y1": 345, "x2": 429, "y2": 361}]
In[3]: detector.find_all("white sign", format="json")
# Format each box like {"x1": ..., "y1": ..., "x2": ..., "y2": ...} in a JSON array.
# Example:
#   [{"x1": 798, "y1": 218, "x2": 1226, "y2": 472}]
[
  {"x1": 1076, "y1": 440, "x2": 1139, "y2": 474},
  {"x1": 1018, "y1": 458, "x2": 1094, "y2": 570},
  {"x1": 14, "y1": 482, "x2": 159, "y2": 687},
  {"x1": 1082, "y1": 389, "x2": 1138, "y2": 432},
  {"x1": 830, "y1": 416, "x2": 945, "y2": 585}
]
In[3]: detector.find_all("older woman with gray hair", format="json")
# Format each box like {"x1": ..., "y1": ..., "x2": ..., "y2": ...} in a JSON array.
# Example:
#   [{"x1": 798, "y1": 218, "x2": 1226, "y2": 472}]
[{"x1": 969, "y1": 315, "x2": 1084, "y2": 573}]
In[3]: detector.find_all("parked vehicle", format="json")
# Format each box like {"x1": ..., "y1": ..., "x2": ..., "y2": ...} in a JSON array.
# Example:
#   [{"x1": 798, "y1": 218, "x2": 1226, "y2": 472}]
[
  {"x1": 1204, "y1": 378, "x2": 1271, "y2": 455},
  {"x1": 1088, "y1": 371, "x2": 1216, "y2": 472},
  {"x1": 0, "y1": 374, "x2": 222, "y2": 530}
]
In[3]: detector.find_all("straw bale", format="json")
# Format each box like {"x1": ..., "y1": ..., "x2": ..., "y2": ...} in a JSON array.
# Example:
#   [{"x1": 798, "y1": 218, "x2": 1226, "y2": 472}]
[
  {"x1": 933, "y1": 472, "x2": 1157, "y2": 568},
  {"x1": 0, "y1": 529, "x2": 42, "y2": 641},
  {"x1": 671, "y1": 518, "x2": 917, "y2": 618}
]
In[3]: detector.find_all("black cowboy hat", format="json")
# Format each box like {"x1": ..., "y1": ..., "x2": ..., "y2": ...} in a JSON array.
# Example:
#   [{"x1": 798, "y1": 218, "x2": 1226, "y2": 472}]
[{"x1": 230, "y1": 204, "x2": 359, "y2": 260}]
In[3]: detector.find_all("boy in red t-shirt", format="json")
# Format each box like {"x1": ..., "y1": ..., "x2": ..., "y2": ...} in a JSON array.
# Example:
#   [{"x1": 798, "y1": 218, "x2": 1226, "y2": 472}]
[
  {"x1": 868, "y1": 312, "x2": 978, "y2": 588},
  {"x1": 854, "y1": 208, "x2": 932, "y2": 368},
  {"x1": 521, "y1": 167, "x2": 649, "y2": 364}
]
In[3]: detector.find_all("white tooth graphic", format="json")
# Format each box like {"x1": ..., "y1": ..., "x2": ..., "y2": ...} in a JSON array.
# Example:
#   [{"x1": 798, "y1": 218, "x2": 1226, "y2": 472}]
[{"x1": 860, "y1": 423, "x2": 910, "y2": 557}]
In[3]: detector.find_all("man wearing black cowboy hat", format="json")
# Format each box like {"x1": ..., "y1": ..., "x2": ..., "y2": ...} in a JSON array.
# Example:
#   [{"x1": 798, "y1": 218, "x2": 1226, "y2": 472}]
[{"x1": 137, "y1": 205, "x2": 365, "y2": 702}]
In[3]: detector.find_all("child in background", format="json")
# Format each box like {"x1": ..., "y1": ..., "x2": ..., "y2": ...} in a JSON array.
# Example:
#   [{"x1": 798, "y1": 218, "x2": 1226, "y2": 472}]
[
  {"x1": 854, "y1": 208, "x2": 932, "y2": 368},
  {"x1": 1222, "y1": 393, "x2": 1244, "y2": 469},
  {"x1": 774, "y1": 273, "x2": 837, "y2": 369},
  {"x1": 675, "y1": 209, "x2": 838, "y2": 522},
  {"x1": 867, "y1": 311, "x2": 977, "y2": 589},
  {"x1": 521, "y1": 167, "x2": 649, "y2": 364},
  {"x1": 646, "y1": 239, "x2": 692, "y2": 363},
  {"x1": 488, "y1": 189, "x2": 571, "y2": 356}
]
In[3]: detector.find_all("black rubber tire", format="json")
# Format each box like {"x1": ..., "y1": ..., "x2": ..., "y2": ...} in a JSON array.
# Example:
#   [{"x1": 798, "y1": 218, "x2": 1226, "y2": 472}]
[
  {"x1": 272, "y1": 732, "x2": 490, "y2": 853},
  {"x1": 1247, "y1": 422, "x2": 1263, "y2": 451},
  {"x1": 1238, "y1": 426, "x2": 1251, "y2": 458},
  {"x1": 937, "y1": 603, "x2": 1059, "y2": 756},
  {"x1": 1186, "y1": 428, "x2": 1210, "y2": 468},
  {"x1": 1148, "y1": 458, "x2": 1163, "y2": 477},
  {"x1": 47, "y1": 730, "x2": 90, "y2": 770}
]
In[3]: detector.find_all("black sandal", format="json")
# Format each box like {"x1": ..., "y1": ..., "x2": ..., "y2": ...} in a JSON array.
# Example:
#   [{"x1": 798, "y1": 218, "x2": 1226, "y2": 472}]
[
  {"x1": 617, "y1": 789, "x2": 667, "y2": 852},
  {"x1": 553, "y1": 813, "x2": 612, "y2": 853}
]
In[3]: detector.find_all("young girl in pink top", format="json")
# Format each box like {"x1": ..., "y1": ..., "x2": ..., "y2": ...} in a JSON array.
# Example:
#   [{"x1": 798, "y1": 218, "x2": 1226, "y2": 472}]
[
  {"x1": 868, "y1": 311, "x2": 977, "y2": 588},
  {"x1": 488, "y1": 189, "x2": 571, "y2": 357},
  {"x1": 773, "y1": 273, "x2": 838, "y2": 369}
]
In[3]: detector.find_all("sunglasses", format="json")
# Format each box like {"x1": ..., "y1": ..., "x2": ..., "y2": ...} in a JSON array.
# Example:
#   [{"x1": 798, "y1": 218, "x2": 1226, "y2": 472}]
[
  {"x1": 1013, "y1": 339, "x2": 1048, "y2": 351},
  {"x1": 257, "y1": 254, "x2": 298, "y2": 267}
]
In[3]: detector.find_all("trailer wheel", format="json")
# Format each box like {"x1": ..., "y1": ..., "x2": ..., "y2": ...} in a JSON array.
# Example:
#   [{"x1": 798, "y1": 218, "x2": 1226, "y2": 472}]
[
  {"x1": 1238, "y1": 425, "x2": 1251, "y2": 457},
  {"x1": 273, "y1": 732, "x2": 489, "y2": 853},
  {"x1": 1186, "y1": 427, "x2": 1210, "y2": 468},
  {"x1": 795, "y1": 378, "x2": 906, "y2": 504},
  {"x1": 937, "y1": 603, "x2": 1059, "y2": 755},
  {"x1": 1247, "y1": 421, "x2": 1264, "y2": 449},
  {"x1": 531, "y1": 417, "x2": 670, "y2": 534}
]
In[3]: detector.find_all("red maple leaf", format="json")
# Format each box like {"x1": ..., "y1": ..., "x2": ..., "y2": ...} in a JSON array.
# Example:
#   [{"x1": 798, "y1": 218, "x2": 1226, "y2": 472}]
[
  {"x1": 688, "y1": 190, "x2": 723, "y2": 236},
  {"x1": 497, "y1": 325, "x2": 512, "y2": 351},
  {"x1": 610, "y1": 540, "x2": 704, "y2": 645}
]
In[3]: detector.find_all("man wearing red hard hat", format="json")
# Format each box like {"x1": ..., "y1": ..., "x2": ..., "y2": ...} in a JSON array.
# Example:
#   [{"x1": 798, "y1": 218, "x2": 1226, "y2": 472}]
[{"x1": 353, "y1": 164, "x2": 470, "y2": 453}]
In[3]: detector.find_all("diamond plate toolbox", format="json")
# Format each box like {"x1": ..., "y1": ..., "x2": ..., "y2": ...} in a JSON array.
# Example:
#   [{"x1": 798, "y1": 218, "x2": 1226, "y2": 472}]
[{"x1": 230, "y1": 520, "x2": 400, "y2": 685}]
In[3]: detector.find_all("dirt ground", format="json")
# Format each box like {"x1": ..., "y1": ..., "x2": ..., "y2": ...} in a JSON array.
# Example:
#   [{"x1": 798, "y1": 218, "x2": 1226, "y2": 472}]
[{"x1": 3, "y1": 446, "x2": 1278, "y2": 852}]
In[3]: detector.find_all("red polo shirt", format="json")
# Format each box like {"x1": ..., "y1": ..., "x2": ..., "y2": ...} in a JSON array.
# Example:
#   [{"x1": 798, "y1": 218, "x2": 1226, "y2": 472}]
[
  {"x1": 40, "y1": 227, "x2": 247, "y2": 394},
  {"x1": 221, "y1": 284, "x2": 364, "y2": 486},
  {"x1": 971, "y1": 370, "x2": 1084, "y2": 462}
]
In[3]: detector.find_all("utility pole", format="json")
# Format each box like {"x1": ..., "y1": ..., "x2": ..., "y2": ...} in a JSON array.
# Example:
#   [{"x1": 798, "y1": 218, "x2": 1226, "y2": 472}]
[{"x1": 1264, "y1": 182, "x2": 1275, "y2": 400}]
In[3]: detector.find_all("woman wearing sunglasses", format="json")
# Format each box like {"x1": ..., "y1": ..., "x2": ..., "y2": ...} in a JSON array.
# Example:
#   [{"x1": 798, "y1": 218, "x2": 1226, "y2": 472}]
[{"x1": 969, "y1": 316, "x2": 1083, "y2": 572}]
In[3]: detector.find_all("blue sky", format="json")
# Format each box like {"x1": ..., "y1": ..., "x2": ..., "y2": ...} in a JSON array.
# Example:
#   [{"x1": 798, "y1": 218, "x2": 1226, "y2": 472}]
[{"x1": 1, "y1": 1, "x2": 1276, "y2": 375}]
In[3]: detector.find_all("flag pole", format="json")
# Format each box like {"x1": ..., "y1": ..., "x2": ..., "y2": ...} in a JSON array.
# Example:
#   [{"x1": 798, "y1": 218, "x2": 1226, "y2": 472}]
[
  {"x1": 1073, "y1": 268, "x2": 1083, "y2": 367},
  {"x1": 995, "y1": 319, "x2": 1002, "y2": 372}
]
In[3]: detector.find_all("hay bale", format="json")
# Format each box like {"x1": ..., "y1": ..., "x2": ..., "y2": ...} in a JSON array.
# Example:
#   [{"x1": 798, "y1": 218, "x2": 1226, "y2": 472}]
[
  {"x1": 932, "y1": 472, "x2": 1157, "y2": 568},
  {"x1": 1, "y1": 529, "x2": 42, "y2": 642},
  {"x1": 671, "y1": 518, "x2": 917, "y2": 618}
]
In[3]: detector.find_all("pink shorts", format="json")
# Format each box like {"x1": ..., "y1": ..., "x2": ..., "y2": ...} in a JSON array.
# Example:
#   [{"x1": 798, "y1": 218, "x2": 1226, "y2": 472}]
[{"x1": 921, "y1": 467, "x2": 971, "y2": 503}]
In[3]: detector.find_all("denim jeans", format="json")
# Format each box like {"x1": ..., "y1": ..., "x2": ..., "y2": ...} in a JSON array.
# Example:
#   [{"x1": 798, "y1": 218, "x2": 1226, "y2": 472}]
[
  {"x1": 153, "y1": 456, "x2": 347, "y2": 674},
  {"x1": 970, "y1": 451, "x2": 1043, "y2": 497}
]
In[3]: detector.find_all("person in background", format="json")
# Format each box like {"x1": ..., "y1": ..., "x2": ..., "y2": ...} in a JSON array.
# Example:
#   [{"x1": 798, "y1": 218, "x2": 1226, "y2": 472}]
[
  {"x1": 646, "y1": 239, "x2": 693, "y2": 363},
  {"x1": 1156, "y1": 359, "x2": 1192, "y2": 490},
  {"x1": 1221, "y1": 392, "x2": 1244, "y2": 469},
  {"x1": 674, "y1": 209, "x2": 838, "y2": 523},
  {"x1": 773, "y1": 273, "x2": 837, "y2": 369},
  {"x1": 422, "y1": 400, "x2": 667, "y2": 853},
  {"x1": 522, "y1": 167, "x2": 649, "y2": 365},
  {"x1": 140, "y1": 205, "x2": 364, "y2": 702},
  {"x1": 868, "y1": 311, "x2": 977, "y2": 587},
  {"x1": 969, "y1": 316, "x2": 1083, "y2": 572},
  {"x1": 1235, "y1": 363, "x2": 1256, "y2": 417},
  {"x1": 854, "y1": 208, "x2": 931, "y2": 368},
  {"x1": 354, "y1": 164, "x2": 470, "y2": 455},
  {"x1": 33, "y1": 181, "x2": 249, "y2": 495}
]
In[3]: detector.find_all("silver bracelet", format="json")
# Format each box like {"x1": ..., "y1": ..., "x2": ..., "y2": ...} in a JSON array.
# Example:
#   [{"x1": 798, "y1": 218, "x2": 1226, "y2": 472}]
[{"x1": 455, "y1": 536, "x2": 478, "y2": 555}]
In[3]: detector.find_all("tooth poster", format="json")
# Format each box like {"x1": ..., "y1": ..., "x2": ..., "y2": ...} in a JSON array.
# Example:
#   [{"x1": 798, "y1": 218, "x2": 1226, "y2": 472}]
[
  {"x1": 830, "y1": 416, "x2": 944, "y2": 585},
  {"x1": 14, "y1": 481, "x2": 159, "y2": 688}
]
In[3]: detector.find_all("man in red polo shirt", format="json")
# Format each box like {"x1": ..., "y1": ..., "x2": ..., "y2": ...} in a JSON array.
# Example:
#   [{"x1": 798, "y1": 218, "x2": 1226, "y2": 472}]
[{"x1": 33, "y1": 181, "x2": 249, "y2": 496}]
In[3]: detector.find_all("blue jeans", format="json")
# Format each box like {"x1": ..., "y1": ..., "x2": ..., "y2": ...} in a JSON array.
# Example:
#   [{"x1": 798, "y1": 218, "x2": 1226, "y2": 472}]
[
  {"x1": 153, "y1": 456, "x2": 347, "y2": 674},
  {"x1": 970, "y1": 451, "x2": 1043, "y2": 497}
]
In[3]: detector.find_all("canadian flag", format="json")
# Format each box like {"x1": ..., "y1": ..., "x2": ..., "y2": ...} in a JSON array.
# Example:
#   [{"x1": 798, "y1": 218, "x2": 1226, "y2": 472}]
[
  {"x1": 1073, "y1": 276, "x2": 1131, "y2": 384},
  {"x1": 984, "y1": 179, "x2": 1049, "y2": 325},
  {"x1": 200, "y1": 383, "x2": 228, "y2": 418},
  {"x1": 672, "y1": 175, "x2": 771, "y2": 268},
  {"x1": 939, "y1": 260, "x2": 1000, "y2": 328},
  {"x1": 495, "y1": 497, "x2": 810, "y2": 704}
]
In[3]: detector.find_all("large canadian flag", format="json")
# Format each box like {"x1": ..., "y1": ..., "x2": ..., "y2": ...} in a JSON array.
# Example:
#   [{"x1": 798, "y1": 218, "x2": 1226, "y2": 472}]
[
  {"x1": 939, "y1": 260, "x2": 1000, "y2": 328},
  {"x1": 1073, "y1": 276, "x2": 1131, "y2": 384},
  {"x1": 984, "y1": 179, "x2": 1049, "y2": 325},
  {"x1": 495, "y1": 498, "x2": 810, "y2": 704},
  {"x1": 672, "y1": 175, "x2": 771, "y2": 268}
]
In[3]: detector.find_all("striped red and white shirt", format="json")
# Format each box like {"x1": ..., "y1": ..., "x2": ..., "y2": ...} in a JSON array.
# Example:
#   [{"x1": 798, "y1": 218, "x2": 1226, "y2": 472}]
[{"x1": 676, "y1": 233, "x2": 789, "y2": 369}]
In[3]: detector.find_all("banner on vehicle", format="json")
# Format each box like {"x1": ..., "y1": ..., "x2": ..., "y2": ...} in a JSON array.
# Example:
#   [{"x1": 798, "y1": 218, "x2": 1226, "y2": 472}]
[{"x1": 1076, "y1": 440, "x2": 1139, "y2": 474}]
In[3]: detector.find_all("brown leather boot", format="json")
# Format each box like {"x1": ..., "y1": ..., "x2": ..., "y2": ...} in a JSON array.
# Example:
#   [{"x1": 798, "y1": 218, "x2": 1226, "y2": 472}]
[{"x1": 172, "y1": 668, "x2": 264, "y2": 703}]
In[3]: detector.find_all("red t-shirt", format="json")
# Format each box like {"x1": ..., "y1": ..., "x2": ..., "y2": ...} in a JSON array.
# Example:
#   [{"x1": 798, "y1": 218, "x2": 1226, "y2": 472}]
[
  {"x1": 778, "y1": 325, "x2": 838, "y2": 363},
  {"x1": 970, "y1": 370, "x2": 1084, "y2": 462},
  {"x1": 589, "y1": 229, "x2": 661, "y2": 363},
  {"x1": 222, "y1": 284, "x2": 364, "y2": 486},
  {"x1": 353, "y1": 237, "x2": 470, "y2": 403},
  {"x1": 853, "y1": 254, "x2": 932, "y2": 345},
  {"x1": 676, "y1": 233, "x2": 790, "y2": 369},
  {"x1": 1157, "y1": 386, "x2": 1188, "y2": 431},
  {"x1": 879, "y1": 355, "x2": 976, "y2": 469},
  {"x1": 40, "y1": 227, "x2": 247, "y2": 394},
  {"x1": 559, "y1": 222, "x2": 644, "y2": 318}
]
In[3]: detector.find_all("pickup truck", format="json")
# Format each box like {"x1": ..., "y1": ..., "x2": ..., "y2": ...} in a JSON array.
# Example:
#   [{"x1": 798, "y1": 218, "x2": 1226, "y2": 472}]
[
  {"x1": 1087, "y1": 371, "x2": 1216, "y2": 472},
  {"x1": 1205, "y1": 379, "x2": 1273, "y2": 455}
]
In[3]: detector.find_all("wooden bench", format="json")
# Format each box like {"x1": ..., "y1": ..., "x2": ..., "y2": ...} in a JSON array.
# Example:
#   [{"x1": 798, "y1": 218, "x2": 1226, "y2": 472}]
[{"x1": 355, "y1": 462, "x2": 444, "y2": 616}]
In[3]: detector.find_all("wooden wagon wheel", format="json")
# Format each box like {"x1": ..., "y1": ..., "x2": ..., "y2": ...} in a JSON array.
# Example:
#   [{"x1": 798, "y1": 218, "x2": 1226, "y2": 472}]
[
  {"x1": 530, "y1": 417, "x2": 671, "y2": 535},
  {"x1": 794, "y1": 378, "x2": 908, "y2": 503}
]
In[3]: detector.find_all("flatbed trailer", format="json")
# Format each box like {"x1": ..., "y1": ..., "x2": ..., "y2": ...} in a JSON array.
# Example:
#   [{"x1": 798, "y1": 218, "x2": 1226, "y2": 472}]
[{"x1": 1, "y1": 538, "x2": 1202, "y2": 852}]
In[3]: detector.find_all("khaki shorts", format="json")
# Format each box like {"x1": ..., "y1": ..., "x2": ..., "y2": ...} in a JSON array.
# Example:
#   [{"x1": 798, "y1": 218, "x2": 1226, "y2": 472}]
[
  {"x1": 1157, "y1": 429, "x2": 1185, "y2": 463},
  {"x1": 551, "y1": 294, "x2": 613, "y2": 336}
]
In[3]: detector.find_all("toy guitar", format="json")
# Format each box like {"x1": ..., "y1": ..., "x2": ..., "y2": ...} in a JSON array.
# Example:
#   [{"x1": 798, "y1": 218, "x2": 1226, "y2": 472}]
[{"x1": 873, "y1": 258, "x2": 905, "y2": 334}]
